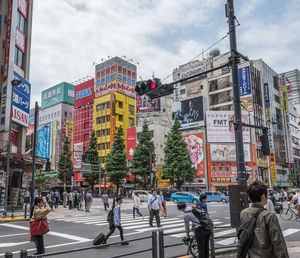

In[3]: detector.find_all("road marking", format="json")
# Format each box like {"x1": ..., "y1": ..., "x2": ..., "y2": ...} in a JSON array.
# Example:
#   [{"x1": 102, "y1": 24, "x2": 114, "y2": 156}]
[
  {"x1": 95, "y1": 217, "x2": 179, "y2": 226},
  {"x1": 170, "y1": 232, "x2": 186, "y2": 238},
  {"x1": 215, "y1": 237, "x2": 236, "y2": 246},
  {"x1": 136, "y1": 223, "x2": 185, "y2": 232},
  {"x1": 123, "y1": 219, "x2": 182, "y2": 230},
  {"x1": 214, "y1": 228, "x2": 236, "y2": 237},
  {"x1": 213, "y1": 221, "x2": 223, "y2": 225},
  {"x1": 0, "y1": 233, "x2": 28, "y2": 238},
  {"x1": 0, "y1": 241, "x2": 29, "y2": 248},
  {"x1": 282, "y1": 228, "x2": 300, "y2": 237}
]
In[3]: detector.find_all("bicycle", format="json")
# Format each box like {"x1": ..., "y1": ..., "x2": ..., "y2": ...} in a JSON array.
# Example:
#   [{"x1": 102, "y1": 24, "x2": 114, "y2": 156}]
[
  {"x1": 280, "y1": 204, "x2": 298, "y2": 221},
  {"x1": 183, "y1": 236, "x2": 198, "y2": 258}
]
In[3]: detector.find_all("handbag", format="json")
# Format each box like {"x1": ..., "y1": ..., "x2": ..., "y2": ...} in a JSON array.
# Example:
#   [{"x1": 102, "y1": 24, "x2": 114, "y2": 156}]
[{"x1": 30, "y1": 218, "x2": 50, "y2": 236}]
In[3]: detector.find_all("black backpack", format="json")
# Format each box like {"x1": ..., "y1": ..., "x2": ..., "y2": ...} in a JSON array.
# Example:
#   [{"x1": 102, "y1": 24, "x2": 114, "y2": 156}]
[
  {"x1": 236, "y1": 207, "x2": 265, "y2": 258},
  {"x1": 186, "y1": 207, "x2": 213, "y2": 230},
  {"x1": 107, "y1": 199, "x2": 116, "y2": 229}
]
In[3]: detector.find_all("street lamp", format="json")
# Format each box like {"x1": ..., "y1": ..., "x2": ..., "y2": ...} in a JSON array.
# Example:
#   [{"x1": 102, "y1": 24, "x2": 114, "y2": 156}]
[
  {"x1": 142, "y1": 145, "x2": 153, "y2": 188},
  {"x1": 2, "y1": 79, "x2": 22, "y2": 217}
]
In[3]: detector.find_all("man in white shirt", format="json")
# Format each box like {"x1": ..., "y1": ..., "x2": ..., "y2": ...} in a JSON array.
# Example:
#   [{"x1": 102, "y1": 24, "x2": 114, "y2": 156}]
[{"x1": 290, "y1": 192, "x2": 300, "y2": 219}]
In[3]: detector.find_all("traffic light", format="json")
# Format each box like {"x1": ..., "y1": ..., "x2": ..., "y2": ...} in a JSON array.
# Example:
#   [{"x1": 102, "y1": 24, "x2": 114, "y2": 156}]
[
  {"x1": 46, "y1": 158, "x2": 51, "y2": 172},
  {"x1": 260, "y1": 128, "x2": 270, "y2": 156},
  {"x1": 135, "y1": 78, "x2": 161, "y2": 96}
]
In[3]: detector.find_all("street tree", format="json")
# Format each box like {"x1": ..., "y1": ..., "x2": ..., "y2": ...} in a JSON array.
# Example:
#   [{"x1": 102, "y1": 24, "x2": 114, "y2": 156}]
[
  {"x1": 105, "y1": 126, "x2": 127, "y2": 195},
  {"x1": 82, "y1": 130, "x2": 100, "y2": 192},
  {"x1": 58, "y1": 136, "x2": 73, "y2": 186},
  {"x1": 131, "y1": 121, "x2": 155, "y2": 188},
  {"x1": 163, "y1": 115, "x2": 195, "y2": 189},
  {"x1": 25, "y1": 137, "x2": 31, "y2": 152},
  {"x1": 35, "y1": 170, "x2": 50, "y2": 192}
]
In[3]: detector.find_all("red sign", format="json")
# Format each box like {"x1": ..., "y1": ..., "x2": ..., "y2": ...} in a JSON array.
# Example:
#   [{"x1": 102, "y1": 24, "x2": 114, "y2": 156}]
[
  {"x1": 74, "y1": 79, "x2": 94, "y2": 108},
  {"x1": 18, "y1": 0, "x2": 28, "y2": 19},
  {"x1": 15, "y1": 27, "x2": 26, "y2": 53},
  {"x1": 127, "y1": 127, "x2": 136, "y2": 159}
]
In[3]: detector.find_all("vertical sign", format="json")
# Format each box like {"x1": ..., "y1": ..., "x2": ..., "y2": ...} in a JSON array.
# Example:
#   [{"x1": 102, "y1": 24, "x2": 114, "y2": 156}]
[
  {"x1": 238, "y1": 65, "x2": 251, "y2": 96},
  {"x1": 270, "y1": 152, "x2": 276, "y2": 184},
  {"x1": 264, "y1": 83, "x2": 270, "y2": 108},
  {"x1": 127, "y1": 127, "x2": 136, "y2": 159}
]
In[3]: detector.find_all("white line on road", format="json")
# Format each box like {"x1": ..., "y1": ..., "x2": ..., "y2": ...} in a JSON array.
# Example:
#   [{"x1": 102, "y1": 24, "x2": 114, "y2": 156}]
[
  {"x1": 123, "y1": 219, "x2": 182, "y2": 230},
  {"x1": 136, "y1": 223, "x2": 185, "y2": 233},
  {"x1": 0, "y1": 241, "x2": 29, "y2": 248},
  {"x1": 0, "y1": 233, "x2": 28, "y2": 238},
  {"x1": 282, "y1": 228, "x2": 300, "y2": 237},
  {"x1": 216, "y1": 237, "x2": 236, "y2": 246},
  {"x1": 214, "y1": 229, "x2": 236, "y2": 237}
]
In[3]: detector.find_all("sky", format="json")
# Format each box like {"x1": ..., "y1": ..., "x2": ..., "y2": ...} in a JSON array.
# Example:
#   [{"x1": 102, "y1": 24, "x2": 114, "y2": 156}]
[{"x1": 29, "y1": 0, "x2": 300, "y2": 108}]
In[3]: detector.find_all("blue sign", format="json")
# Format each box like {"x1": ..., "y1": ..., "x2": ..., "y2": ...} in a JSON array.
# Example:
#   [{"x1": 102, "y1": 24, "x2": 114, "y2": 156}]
[
  {"x1": 76, "y1": 88, "x2": 92, "y2": 100},
  {"x1": 13, "y1": 72, "x2": 31, "y2": 113},
  {"x1": 238, "y1": 66, "x2": 251, "y2": 97},
  {"x1": 37, "y1": 124, "x2": 50, "y2": 159},
  {"x1": 264, "y1": 83, "x2": 270, "y2": 108}
]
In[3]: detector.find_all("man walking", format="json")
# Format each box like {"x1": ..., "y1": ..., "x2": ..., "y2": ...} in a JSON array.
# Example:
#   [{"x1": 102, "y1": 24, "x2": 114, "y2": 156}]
[
  {"x1": 85, "y1": 191, "x2": 93, "y2": 212},
  {"x1": 68, "y1": 191, "x2": 73, "y2": 209},
  {"x1": 240, "y1": 181, "x2": 288, "y2": 258},
  {"x1": 177, "y1": 201, "x2": 211, "y2": 258},
  {"x1": 62, "y1": 190, "x2": 68, "y2": 208},
  {"x1": 290, "y1": 191, "x2": 300, "y2": 219},
  {"x1": 77, "y1": 191, "x2": 83, "y2": 211},
  {"x1": 54, "y1": 190, "x2": 60, "y2": 208},
  {"x1": 148, "y1": 190, "x2": 162, "y2": 227},
  {"x1": 105, "y1": 196, "x2": 128, "y2": 245},
  {"x1": 102, "y1": 191, "x2": 109, "y2": 211}
]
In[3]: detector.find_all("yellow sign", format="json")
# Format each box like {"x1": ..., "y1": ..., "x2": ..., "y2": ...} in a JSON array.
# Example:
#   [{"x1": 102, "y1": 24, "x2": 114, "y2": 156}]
[
  {"x1": 257, "y1": 159, "x2": 268, "y2": 167},
  {"x1": 156, "y1": 165, "x2": 163, "y2": 180},
  {"x1": 282, "y1": 86, "x2": 288, "y2": 112},
  {"x1": 158, "y1": 179, "x2": 170, "y2": 188},
  {"x1": 270, "y1": 152, "x2": 277, "y2": 184}
]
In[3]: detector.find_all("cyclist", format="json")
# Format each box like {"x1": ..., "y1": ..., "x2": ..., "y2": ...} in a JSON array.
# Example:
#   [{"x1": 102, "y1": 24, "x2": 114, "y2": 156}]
[
  {"x1": 289, "y1": 192, "x2": 300, "y2": 219},
  {"x1": 177, "y1": 201, "x2": 211, "y2": 258}
]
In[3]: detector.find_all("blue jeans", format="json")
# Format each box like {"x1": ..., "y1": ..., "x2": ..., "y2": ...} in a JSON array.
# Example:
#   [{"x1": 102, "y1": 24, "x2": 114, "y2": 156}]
[{"x1": 133, "y1": 207, "x2": 143, "y2": 218}]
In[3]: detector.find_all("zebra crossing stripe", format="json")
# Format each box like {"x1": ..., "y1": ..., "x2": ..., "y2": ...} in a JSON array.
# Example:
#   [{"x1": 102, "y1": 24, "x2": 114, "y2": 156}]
[
  {"x1": 214, "y1": 229, "x2": 236, "y2": 237},
  {"x1": 282, "y1": 228, "x2": 300, "y2": 237},
  {"x1": 123, "y1": 219, "x2": 183, "y2": 230},
  {"x1": 215, "y1": 237, "x2": 236, "y2": 246},
  {"x1": 136, "y1": 223, "x2": 185, "y2": 232}
]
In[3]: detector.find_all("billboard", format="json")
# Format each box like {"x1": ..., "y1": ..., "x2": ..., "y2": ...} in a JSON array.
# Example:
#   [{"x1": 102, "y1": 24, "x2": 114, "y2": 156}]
[
  {"x1": 37, "y1": 124, "x2": 51, "y2": 159},
  {"x1": 238, "y1": 65, "x2": 251, "y2": 96},
  {"x1": 180, "y1": 65, "x2": 206, "y2": 85},
  {"x1": 172, "y1": 96, "x2": 205, "y2": 129},
  {"x1": 127, "y1": 127, "x2": 136, "y2": 159},
  {"x1": 206, "y1": 111, "x2": 250, "y2": 143},
  {"x1": 182, "y1": 134, "x2": 204, "y2": 177},
  {"x1": 210, "y1": 144, "x2": 251, "y2": 162},
  {"x1": 74, "y1": 79, "x2": 94, "y2": 108},
  {"x1": 26, "y1": 114, "x2": 34, "y2": 137},
  {"x1": 12, "y1": 71, "x2": 31, "y2": 127},
  {"x1": 186, "y1": 81, "x2": 202, "y2": 96},
  {"x1": 95, "y1": 82, "x2": 135, "y2": 98},
  {"x1": 136, "y1": 95, "x2": 160, "y2": 113},
  {"x1": 264, "y1": 83, "x2": 270, "y2": 108}
]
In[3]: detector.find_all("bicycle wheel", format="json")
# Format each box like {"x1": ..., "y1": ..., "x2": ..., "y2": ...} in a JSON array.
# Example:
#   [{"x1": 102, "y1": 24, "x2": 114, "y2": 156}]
[
  {"x1": 189, "y1": 237, "x2": 199, "y2": 258},
  {"x1": 280, "y1": 208, "x2": 293, "y2": 221}
]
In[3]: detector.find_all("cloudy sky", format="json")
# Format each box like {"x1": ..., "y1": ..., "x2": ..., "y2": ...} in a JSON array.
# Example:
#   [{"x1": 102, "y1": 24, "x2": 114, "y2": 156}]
[{"x1": 30, "y1": 0, "x2": 300, "y2": 107}]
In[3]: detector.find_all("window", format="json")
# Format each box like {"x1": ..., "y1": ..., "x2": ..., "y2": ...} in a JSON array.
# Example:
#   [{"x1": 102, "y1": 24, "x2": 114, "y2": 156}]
[
  {"x1": 106, "y1": 129, "x2": 110, "y2": 135},
  {"x1": 84, "y1": 134, "x2": 89, "y2": 142},
  {"x1": 57, "y1": 87, "x2": 61, "y2": 94},
  {"x1": 84, "y1": 122, "x2": 89, "y2": 129},
  {"x1": 119, "y1": 115, "x2": 123, "y2": 121},
  {"x1": 119, "y1": 101, "x2": 123, "y2": 108},
  {"x1": 51, "y1": 113, "x2": 53, "y2": 118},
  {"x1": 205, "y1": 192, "x2": 212, "y2": 195},
  {"x1": 106, "y1": 115, "x2": 110, "y2": 122},
  {"x1": 17, "y1": 11, "x2": 25, "y2": 33},
  {"x1": 106, "y1": 102, "x2": 111, "y2": 109},
  {"x1": 97, "y1": 131, "x2": 101, "y2": 137},
  {"x1": 129, "y1": 117, "x2": 134, "y2": 127},
  {"x1": 97, "y1": 144, "x2": 101, "y2": 150},
  {"x1": 65, "y1": 112, "x2": 67, "y2": 117},
  {"x1": 106, "y1": 142, "x2": 110, "y2": 149},
  {"x1": 14, "y1": 47, "x2": 23, "y2": 68},
  {"x1": 96, "y1": 118, "x2": 100, "y2": 124},
  {"x1": 180, "y1": 89, "x2": 185, "y2": 95},
  {"x1": 129, "y1": 105, "x2": 135, "y2": 115}
]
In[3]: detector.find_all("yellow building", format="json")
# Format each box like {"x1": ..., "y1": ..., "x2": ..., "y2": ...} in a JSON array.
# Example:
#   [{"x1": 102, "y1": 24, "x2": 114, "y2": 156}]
[{"x1": 94, "y1": 57, "x2": 136, "y2": 166}]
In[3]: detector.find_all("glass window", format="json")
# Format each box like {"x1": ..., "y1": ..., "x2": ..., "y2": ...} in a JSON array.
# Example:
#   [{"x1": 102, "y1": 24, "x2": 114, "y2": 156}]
[
  {"x1": 57, "y1": 87, "x2": 61, "y2": 94},
  {"x1": 106, "y1": 115, "x2": 110, "y2": 122},
  {"x1": 84, "y1": 122, "x2": 89, "y2": 129},
  {"x1": 106, "y1": 102, "x2": 111, "y2": 109},
  {"x1": 119, "y1": 101, "x2": 123, "y2": 108},
  {"x1": 119, "y1": 115, "x2": 123, "y2": 121},
  {"x1": 97, "y1": 131, "x2": 101, "y2": 137},
  {"x1": 17, "y1": 11, "x2": 25, "y2": 33},
  {"x1": 180, "y1": 89, "x2": 185, "y2": 95},
  {"x1": 206, "y1": 192, "x2": 212, "y2": 195},
  {"x1": 96, "y1": 118, "x2": 100, "y2": 124},
  {"x1": 106, "y1": 142, "x2": 110, "y2": 149},
  {"x1": 129, "y1": 105, "x2": 135, "y2": 115},
  {"x1": 65, "y1": 112, "x2": 67, "y2": 117},
  {"x1": 106, "y1": 129, "x2": 110, "y2": 135},
  {"x1": 14, "y1": 47, "x2": 23, "y2": 68},
  {"x1": 129, "y1": 117, "x2": 134, "y2": 127}
]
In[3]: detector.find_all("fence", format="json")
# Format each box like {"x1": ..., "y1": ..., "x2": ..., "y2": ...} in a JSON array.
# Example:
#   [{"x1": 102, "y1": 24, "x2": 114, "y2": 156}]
[{"x1": 7, "y1": 226, "x2": 237, "y2": 258}]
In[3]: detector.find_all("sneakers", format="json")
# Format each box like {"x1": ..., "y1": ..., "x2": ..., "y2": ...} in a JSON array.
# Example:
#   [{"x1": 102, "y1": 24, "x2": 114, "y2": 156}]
[{"x1": 121, "y1": 241, "x2": 129, "y2": 245}]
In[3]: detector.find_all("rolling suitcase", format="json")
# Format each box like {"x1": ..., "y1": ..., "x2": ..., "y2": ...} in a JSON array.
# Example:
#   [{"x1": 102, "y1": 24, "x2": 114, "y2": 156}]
[{"x1": 93, "y1": 233, "x2": 106, "y2": 245}]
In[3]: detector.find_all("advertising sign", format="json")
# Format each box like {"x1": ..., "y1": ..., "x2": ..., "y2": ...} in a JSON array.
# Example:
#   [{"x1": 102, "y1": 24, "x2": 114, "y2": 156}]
[
  {"x1": 264, "y1": 83, "x2": 270, "y2": 108},
  {"x1": 172, "y1": 96, "x2": 205, "y2": 129},
  {"x1": 12, "y1": 71, "x2": 31, "y2": 127},
  {"x1": 206, "y1": 111, "x2": 250, "y2": 143},
  {"x1": 26, "y1": 115, "x2": 34, "y2": 137},
  {"x1": 182, "y1": 134, "x2": 204, "y2": 177},
  {"x1": 238, "y1": 65, "x2": 251, "y2": 96},
  {"x1": 241, "y1": 95, "x2": 253, "y2": 113},
  {"x1": 173, "y1": 83, "x2": 180, "y2": 102},
  {"x1": 180, "y1": 65, "x2": 206, "y2": 85},
  {"x1": 158, "y1": 179, "x2": 170, "y2": 188},
  {"x1": 186, "y1": 81, "x2": 202, "y2": 96},
  {"x1": 37, "y1": 124, "x2": 50, "y2": 159},
  {"x1": 51, "y1": 120, "x2": 57, "y2": 170},
  {"x1": 270, "y1": 152, "x2": 276, "y2": 184},
  {"x1": 282, "y1": 86, "x2": 288, "y2": 113},
  {"x1": 136, "y1": 95, "x2": 160, "y2": 113},
  {"x1": 15, "y1": 27, "x2": 26, "y2": 53},
  {"x1": 18, "y1": 0, "x2": 28, "y2": 19},
  {"x1": 210, "y1": 144, "x2": 251, "y2": 162},
  {"x1": 127, "y1": 127, "x2": 136, "y2": 159},
  {"x1": 95, "y1": 82, "x2": 135, "y2": 98}
]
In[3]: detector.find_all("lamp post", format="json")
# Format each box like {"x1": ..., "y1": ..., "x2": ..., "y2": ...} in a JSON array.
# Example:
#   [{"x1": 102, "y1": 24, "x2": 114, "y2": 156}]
[
  {"x1": 2, "y1": 79, "x2": 21, "y2": 217},
  {"x1": 142, "y1": 145, "x2": 152, "y2": 188}
]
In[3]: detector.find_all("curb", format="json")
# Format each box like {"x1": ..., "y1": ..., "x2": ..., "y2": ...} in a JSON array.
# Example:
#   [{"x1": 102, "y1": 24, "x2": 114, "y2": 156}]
[{"x1": 0, "y1": 217, "x2": 30, "y2": 223}]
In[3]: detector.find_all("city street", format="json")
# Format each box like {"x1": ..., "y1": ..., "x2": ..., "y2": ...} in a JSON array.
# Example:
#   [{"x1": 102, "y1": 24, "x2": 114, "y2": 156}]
[{"x1": 1, "y1": 199, "x2": 300, "y2": 257}]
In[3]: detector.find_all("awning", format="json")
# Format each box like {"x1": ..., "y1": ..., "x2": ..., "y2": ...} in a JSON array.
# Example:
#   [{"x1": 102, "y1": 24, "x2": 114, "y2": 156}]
[{"x1": 10, "y1": 153, "x2": 45, "y2": 165}]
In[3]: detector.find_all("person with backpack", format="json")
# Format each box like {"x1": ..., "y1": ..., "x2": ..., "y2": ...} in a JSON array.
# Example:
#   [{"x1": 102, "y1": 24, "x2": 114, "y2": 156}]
[
  {"x1": 105, "y1": 196, "x2": 129, "y2": 245},
  {"x1": 177, "y1": 201, "x2": 211, "y2": 258},
  {"x1": 199, "y1": 194, "x2": 208, "y2": 213},
  {"x1": 85, "y1": 191, "x2": 93, "y2": 212},
  {"x1": 289, "y1": 191, "x2": 300, "y2": 219},
  {"x1": 238, "y1": 181, "x2": 288, "y2": 258},
  {"x1": 148, "y1": 190, "x2": 162, "y2": 227}
]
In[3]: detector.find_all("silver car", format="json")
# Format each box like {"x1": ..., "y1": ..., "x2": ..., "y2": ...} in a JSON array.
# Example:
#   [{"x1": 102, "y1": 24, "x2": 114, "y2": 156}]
[{"x1": 132, "y1": 190, "x2": 152, "y2": 202}]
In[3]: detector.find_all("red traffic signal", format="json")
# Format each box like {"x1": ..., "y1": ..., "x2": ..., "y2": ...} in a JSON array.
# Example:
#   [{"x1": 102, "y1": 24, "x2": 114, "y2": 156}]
[
  {"x1": 135, "y1": 78, "x2": 161, "y2": 96},
  {"x1": 287, "y1": 164, "x2": 291, "y2": 168}
]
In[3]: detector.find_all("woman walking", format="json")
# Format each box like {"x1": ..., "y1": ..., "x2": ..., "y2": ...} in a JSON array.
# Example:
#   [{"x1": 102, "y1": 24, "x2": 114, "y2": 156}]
[
  {"x1": 29, "y1": 196, "x2": 52, "y2": 255},
  {"x1": 159, "y1": 191, "x2": 167, "y2": 218},
  {"x1": 133, "y1": 192, "x2": 143, "y2": 219}
]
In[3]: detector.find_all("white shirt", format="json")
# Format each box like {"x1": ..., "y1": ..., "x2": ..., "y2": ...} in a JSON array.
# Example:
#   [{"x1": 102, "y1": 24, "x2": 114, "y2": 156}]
[
  {"x1": 292, "y1": 194, "x2": 300, "y2": 205},
  {"x1": 134, "y1": 196, "x2": 140, "y2": 208},
  {"x1": 264, "y1": 199, "x2": 274, "y2": 212}
]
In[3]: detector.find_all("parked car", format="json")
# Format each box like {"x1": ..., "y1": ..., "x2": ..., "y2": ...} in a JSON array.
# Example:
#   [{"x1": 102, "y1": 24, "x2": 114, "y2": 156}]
[
  {"x1": 170, "y1": 192, "x2": 200, "y2": 204},
  {"x1": 159, "y1": 189, "x2": 180, "y2": 201},
  {"x1": 202, "y1": 191, "x2": 229, "y2": 203},
  {"x1": 132, "y1": 190, "x2": 152, "y2": 202},
  {"x1": 267, "y1": 189, "x2": 283, "y2": 202}
]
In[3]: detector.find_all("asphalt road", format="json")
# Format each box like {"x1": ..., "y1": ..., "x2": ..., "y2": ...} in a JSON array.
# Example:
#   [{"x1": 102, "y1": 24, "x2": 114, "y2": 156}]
[{"x1": 1, "y1": 199, "x2": 300, "y2": 258}]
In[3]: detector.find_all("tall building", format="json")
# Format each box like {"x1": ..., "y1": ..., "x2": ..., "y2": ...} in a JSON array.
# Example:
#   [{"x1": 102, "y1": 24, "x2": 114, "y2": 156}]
[
  {"x1": 94, "y1": 57, "x2": 136, "y2": 167},
  {"x1": 280, "y1": 69, "x2": 300, "y2": 110},
  {"x1": 73, "y1": 78, "x2": 94, "y2": 186},
  {"x1": 38, "y1": 82, "x2": 74, "y2": 172},
  {"x1": 0, "y1": 0, "x2": 34, "y2": 208}
]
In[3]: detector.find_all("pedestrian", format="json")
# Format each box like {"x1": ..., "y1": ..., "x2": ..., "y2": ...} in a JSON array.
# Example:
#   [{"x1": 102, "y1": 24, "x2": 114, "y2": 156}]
[
  {"x1": 25, "y1": 189, "x2": 30, "y2": 204},
  {"x1": 29, "y1": 196, "x2": 52, "y2": 255},
  {"x1": 148, "y1": 190, "x2": 162, "y2": 227},
  {"x1": 283, "y1": 190, "x2": 288, "y2": 202},
  {"x1": 83, "y1": 191, "x2": 87, "y2": 210},
  {"x1": 133, "y1": 192, "x2": 143, "y2": 219},
  {"x1": 240, "y1": 181, "x2": 288, "y2": 257},
  {"x1": 77, "y1": 191, "x2": 83, "y2": 211},
  {"x1": 289, "y1": 191, "x2": 300, "y2": 219},
  {"x1": 105, "y1": 196, "x2": 129, "y2": 245},
  {"x1": 85, "y1": 191, "x2": 93, "y2": 212},
  {"x1": 102, "y1": 191, "x2": 109, "y2": 211},
  {"x1": 62, "y1": 190, "x2": 68, "y2": 208},
  {"x1": 159, "y1": 191, "x2": 167, "y2": 217},
  {"x1": 68, "y1": 191, "x2": 73, "y2": 209},
  {"x1": 177, "y1": 201, "x2": 211, "y2": 258},
  {"x1": 199, "y1": 195, "x2": 208, "y2": 213},
  {"x1": 74, "y1": 191, "x2": 78, "y2": 209},
  {"x1": 54, "y1": 190, "x2": 60, "y2": 208},
  {"x1": 50, "y1": 192, "x2": 56, "y2": 210}
]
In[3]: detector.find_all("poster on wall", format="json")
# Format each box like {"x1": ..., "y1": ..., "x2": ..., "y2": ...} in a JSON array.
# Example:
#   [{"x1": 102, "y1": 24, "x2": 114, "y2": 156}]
[
  {"x1": 136, "y1": 95, "x2": 160, "y2": 113},
  {"x1": 210, "y1": 144, "x2": 251, "y2": 162},
  {"x1": 182, "y1": 134, "x2": 204, "y2": 177},
  {"x1": 206, "y1": 111, "x2": 250, "y2": 143}
]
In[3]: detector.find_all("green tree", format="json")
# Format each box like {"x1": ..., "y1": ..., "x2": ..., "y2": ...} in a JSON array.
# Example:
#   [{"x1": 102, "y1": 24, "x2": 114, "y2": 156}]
[
  {"x1": 105, "y1": 126, "x2": 127, "y2": 194},
  {"x1": 25, "y1": 137, "x2": 31, "y2": 152},
  {"x1": 58, "y1": 136, "x2": 73, "y2": 186},
  {"x1": 35, "y1": 170, "x2": 50, "y2": 192},
  {"x1": 82, "y1": 130, "x2": 100, "y2": 192},
  {"x1": 163, "y1": 115, "x2": 195, "y2": 189},
  {"x1": 131, "y1": 121, "x2": 155, "y2": 188}
]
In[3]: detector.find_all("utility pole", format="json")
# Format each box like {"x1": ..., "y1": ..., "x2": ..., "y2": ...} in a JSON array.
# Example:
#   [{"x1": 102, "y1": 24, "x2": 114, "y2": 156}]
[
  {"x1": 227, "y1": 0, "x2": 247, "y2": 186},
  {"x1": 30, "y1": 101, "x2": 39, "y2": 210}
]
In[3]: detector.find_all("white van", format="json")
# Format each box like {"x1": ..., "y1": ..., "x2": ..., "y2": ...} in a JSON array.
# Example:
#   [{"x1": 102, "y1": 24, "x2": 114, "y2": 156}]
[{"x1": 132, "y1": 190, "x2": 152, "y2": 202}]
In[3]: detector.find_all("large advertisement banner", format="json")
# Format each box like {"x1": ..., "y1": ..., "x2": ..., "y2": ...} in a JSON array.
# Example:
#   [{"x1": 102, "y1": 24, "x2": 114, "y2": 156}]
[
  {"x1": 186, "y1": 81, "x2": 202, "y2": 96},
  {"x1": 172, "y1": 96, "x2": 205, "y2": 129},
  {"x1": 136, "y1": 95, "x2": 160, "y2": 113},
  {"x1": 206, "y1": 111, "x2": 250, "y2": 143},
  {"x1": 180, "y1": 65, "x2": 206, "y2": 85},
  {"x1": 95, "y1": 82, "x2": 135, "y2": 98},
  {"x1": 210, "y1": 144, "x2": 251, "y2": 162},
  {"x1": 182, "y1": 133, "x2": 204, "y2": 177},
  {"x1": 127, "y1": 127, "x2": 136, "y2": 159},
  {"x1": 37, "y1": 124, "x2": 50, "y2": 159},
  {"x1": 238, "y1": 65, "x2": 251, "y2": 96}
]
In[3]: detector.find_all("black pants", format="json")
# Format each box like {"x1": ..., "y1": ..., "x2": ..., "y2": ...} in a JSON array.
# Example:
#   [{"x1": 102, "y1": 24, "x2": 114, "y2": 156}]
[
  {"x1": 32, "y1": 235, "x2": 45, "y2": 254},
  {"x1": 133, "y1": 207, "x2": 143, "y2": 218},
  {"x1": 195, "y1": 227, "x2": 211, "y2": 258},
  {"x1": 106, "y1": 224, "x2": 124, "y2": 241},
  {"x1": 149, "y1": 209, "x2": 160, "y2": 227},
  {"x1": 104, "y1": 203, "x2": 109, "y2": 211}
]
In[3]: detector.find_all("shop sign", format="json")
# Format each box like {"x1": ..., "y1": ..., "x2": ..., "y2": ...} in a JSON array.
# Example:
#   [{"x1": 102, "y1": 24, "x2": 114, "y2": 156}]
[
  {"x1": 158, "y1": 179, "x2": 170, "y2": 188},
  {"x1": 238, "y1": 65, "x2": 251, "y2": 96},
  {"x1": 15, "y1": 27, "x2": 26, "y2": 53},
  {"x1": 257, "y1": 159, "x2": 268, "y2": 167}
]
